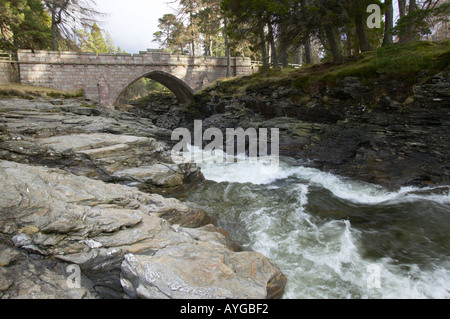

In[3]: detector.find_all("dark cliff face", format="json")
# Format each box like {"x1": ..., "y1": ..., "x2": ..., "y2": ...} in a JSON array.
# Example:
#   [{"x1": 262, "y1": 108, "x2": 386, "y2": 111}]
[{"x1": 129, "y1": 69, "x2": 449, "y2": 189}]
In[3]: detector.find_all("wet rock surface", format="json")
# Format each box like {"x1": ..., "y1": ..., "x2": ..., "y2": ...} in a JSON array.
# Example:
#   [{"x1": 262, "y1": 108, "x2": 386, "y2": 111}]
[
  {"x1": 0, "y1": 160, "x2": 286, "y2": 299},
  {"x1": 0, "y1": 98, "x2": 203, "y2": 194},
  {"x1": 163, "y1": 69, "x2": 450, "y2": 189},
  {"x1": 0, "y1": 97, "x2": 287, "y2": 299}
]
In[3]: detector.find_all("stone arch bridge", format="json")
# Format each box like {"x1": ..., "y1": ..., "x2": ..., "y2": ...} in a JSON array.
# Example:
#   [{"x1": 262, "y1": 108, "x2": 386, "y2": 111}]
[{"x1": 17, "y1": 49, "x2": 253, "y2": 107}]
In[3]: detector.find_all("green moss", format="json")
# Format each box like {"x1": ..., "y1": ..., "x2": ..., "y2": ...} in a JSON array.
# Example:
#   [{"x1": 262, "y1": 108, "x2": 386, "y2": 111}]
[
  {"x1": 323, "y1": 40, "x2": 450, "y2": 85},
  {"x1": 130, "y1": 91, "x2": 175, "y2": 105},
  {"x1": 180, "y1": 104, "x2": 203, "y2": 121},
  {"x1": 199, "y1": 40, "x2": 449, "y2": 99},
  {"x1": 0, "y1": 89, "x2": 35, "y2": 99},
  {"x1": 46, "y1": 88, "x2": 84, "y2": 99}
]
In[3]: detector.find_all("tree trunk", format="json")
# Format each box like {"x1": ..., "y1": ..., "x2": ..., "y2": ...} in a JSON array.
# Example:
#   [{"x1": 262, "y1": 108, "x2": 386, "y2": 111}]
[
  {"x1": 324, "y1": 25, "x2": 342, "y2": 64},
  {"x1": 280, "y1": 44, "x2": 289, "y2": 68},
  {"x1": 345, "y1": 27, "x2": 354, "y2": 56},
  {"x1": 267, "y1": 22, "x2": 278, "y2": 69},
  {"x1": 382, "y1": 0, "x2": 394, "y2": 46},
  {"x1": 409, "y1": 0, "x2": 416, "y2": 13},
  {"x1": 208, "y1": 37, "x2": 213, "y2": 56},
  {"x1": 51, "y1": 11, "x2": 58, "y2": 51},
  {"x1": 298, "y1": 45, "x2": 303, "y2": 66},
  {"x1": 304, "y1": 36, "x2": 312, "y2": 64},
  {"x1": 354, "y1": 0, "x2": 373, "y2": 53},
  {"x1": 259, "y1": 21, "x2": 268, "y2": 68},
  {"x1": 189, "y1": 9, "x2": 195, "y2": 56},
  {"x1": 407, "y1": 0, "x2": 416, "y2": 41},
  {"x1": 224, "y1": 17, "x2": 231, "y2": 77},
  {"x1": 398, "y1": 0, "x2": 406, "y2": 17},
  {"x1": 398, "y1": 0, "x2": 407, "y2": 43}
]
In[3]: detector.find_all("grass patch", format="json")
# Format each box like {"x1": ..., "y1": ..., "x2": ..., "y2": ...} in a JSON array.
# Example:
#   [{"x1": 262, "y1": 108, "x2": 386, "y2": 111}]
[
  {"x1": 46, "y1": 88, "x2": 84, "y2": 99},
  {"x1": 0, "y1": 84, "x2": 84, "y2": 100},
  {"x1": 322, "y1": 40, "x2": 450, "y2": 85},
  {"x1": 201, "y1": 40, "x2": 450, "y2": 97}
]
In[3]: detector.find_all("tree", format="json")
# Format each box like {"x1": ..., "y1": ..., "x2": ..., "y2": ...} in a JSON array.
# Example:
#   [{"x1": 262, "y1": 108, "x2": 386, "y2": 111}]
[
  {"x1": 43, "y1": 0, "x2": 103, "y2": 51},
  {"x1": 317, "y1": 0, "x2": 344, "y2": 63},
  {"x1": 196, "y1": 0, "x2": 223, "y2": 56},
  {"x1": 394, "y1": 0, "x2": 449, "y2": 43},
  {"x1": 222, "y1": 0, "x2": 273, "y2": 68},
  {"x1": 352, "y1": 0, "x2": 374, "y2": 52},
  {"x1": 153, "y1": 13, "x2": 188, "y2": 54},
  {"x1": 155, "y1": 0, "x2": 450, "y2": 70},
  {"x1": 0, "y1": 0, "x2": 52, "y2": 51},
  {"x1": 89, "y1": 22, "x2": 107, "y2": 53},
  {"x1": 77, "y1": 22, "x2": 116, "y2": 54},
  {"x1": 383, "y1": 0, "x2": 394, "y2": 46},
  {"x1": 0, "y1": 0, "x2": 26, "y2": 51},
  {"x1": 177, "y1": 0, "x2": 203, "y2": 56}
]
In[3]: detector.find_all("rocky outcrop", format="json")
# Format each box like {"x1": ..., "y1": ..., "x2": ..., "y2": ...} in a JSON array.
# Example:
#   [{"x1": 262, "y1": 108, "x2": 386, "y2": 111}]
[
  {"x1": 0, "y1": 243, "x2": 99, "y2": 299},
  {"x1": 0, "y1": 97, "x2": 287, "y2": 299},
  {"x1": 174, "y1": 69, "x2": 450, "y2": 189},
  {"x1": 0, "y1": 98, "x2": 203, "y2": 194},
  {"x1": 121, "y1": 243, "x2": 286, "y2": 299},
  {"x1": 0, "y1": 160, "x2": 286, "y2": 299}
]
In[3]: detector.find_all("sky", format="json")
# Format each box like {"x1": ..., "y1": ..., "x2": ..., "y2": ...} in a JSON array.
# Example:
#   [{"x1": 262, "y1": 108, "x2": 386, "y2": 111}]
[{"x1": 95, "y1": 0, "x2": 177, "y2": 54}]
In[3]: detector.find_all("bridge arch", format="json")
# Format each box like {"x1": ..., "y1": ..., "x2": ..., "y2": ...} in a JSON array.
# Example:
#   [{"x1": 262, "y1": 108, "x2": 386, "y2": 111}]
[{"x1": 114, "y1": 70, "x2": 194, "y2": 106}]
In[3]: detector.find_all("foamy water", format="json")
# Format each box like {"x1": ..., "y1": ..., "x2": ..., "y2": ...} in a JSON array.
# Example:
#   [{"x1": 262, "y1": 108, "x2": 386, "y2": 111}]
[{"x1": 182, "y1": 147, "x2": 450, "y2": 299}]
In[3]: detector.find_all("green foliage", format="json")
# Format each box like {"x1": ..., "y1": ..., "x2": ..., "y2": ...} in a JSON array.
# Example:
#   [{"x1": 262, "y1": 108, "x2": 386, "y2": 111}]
[
  {"x1": 203, "y1": 40, "x2": 450, "y2": 95},
  {"x1": 393, "y1": 3, "x2": 450, "y2": 42},
  {"x1": 0, "y1": 0, "x2": 52, "y2": 51},
  {"x1": 77, "y1": 23, "x2": 116, "y2": 54},
  {"x1": 116, "y1": 78, "x2": 172, "y2": 105},
  {"x1": 46, "y1": 88, "x2": 84, "y2": 99},
  {"x1": 153, "y1": 13, "x2": 188, "y2": 55},
  {"x1": 153, "y1": 0, "x2": 227, "y2": 56}
]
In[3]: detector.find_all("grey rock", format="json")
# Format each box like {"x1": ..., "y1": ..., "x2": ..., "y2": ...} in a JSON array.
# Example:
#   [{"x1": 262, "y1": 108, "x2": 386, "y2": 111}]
[
  {"x1": 0, "y1": 254, "x2": 99, "y2": 299},
  {"x1": 120, "y1": 242, "x2": 286, "y2": 299},
  {"x1": 0, "y1": 160, "x2": 286, "y2": 299}
]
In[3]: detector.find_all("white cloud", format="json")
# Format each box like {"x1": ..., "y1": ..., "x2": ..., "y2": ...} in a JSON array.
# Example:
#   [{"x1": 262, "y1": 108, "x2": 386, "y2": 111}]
[{"x1": 94, "y1": 0, "x2": 176, "y2": 54}]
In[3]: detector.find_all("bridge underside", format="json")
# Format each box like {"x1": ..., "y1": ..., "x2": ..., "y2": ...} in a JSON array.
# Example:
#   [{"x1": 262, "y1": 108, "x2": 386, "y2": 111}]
[{"x1": 132, "y1": 71, "x2": 194, "y2": 106}]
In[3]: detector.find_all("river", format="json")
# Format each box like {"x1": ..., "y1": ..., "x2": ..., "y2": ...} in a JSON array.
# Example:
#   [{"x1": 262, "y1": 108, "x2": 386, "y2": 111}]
[{"x1": 177, "y1": 148, "x2": 450, "y2": 299}]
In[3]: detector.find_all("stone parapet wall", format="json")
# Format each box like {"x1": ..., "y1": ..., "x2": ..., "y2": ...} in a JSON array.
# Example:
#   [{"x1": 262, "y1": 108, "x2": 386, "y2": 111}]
[
  {"x1": 0, "y1": 53, "x2": 19, "y2": 84},
  {"x1": 17, "y1": 50, "x2": 252, "y2": 106},
  {"x1": 17, "y1": 50, "x2": 251, "y2": 67}
]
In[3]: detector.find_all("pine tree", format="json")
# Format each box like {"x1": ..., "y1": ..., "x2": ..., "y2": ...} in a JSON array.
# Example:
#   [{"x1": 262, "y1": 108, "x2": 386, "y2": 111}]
[
  {"x1": 43, "y1": 0, "x2": 103, "y2": 51},
  {"x1": 153, "y1": 13, "x2": 187, "y2": 54},
  {"x1": 78, "y1": 23, "x2": 116, "y2": 54},
  {"x1": 0, "y1": 0, "x2": 52, "y2": 51},
  {"x1": 90, "y1": 22, "x2": 108, "y2": 53}
]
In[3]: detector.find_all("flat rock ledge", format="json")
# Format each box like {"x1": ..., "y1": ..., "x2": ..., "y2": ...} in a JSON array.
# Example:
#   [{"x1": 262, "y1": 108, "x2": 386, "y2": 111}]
[
  {"x1": 0, "y1": 98, "x2": 203, "y2": 195},
  {"x1": 0, "y1": 161, "x2": 286, "y2": 299}
]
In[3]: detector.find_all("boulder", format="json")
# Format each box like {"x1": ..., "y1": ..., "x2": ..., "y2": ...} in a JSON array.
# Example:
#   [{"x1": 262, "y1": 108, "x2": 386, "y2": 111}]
[
  {"x1": 0, "y1": 160, "x2": 286, "y2": 299},
  {"x1": 0, "y1": 99, "x2": 204, "y2": 191},
  {"x1": 0, "y1": 244, "x2": 99, "y2": 299},
  {"x1": 120, "y1": 242, "x2": 286, "y2": 299}
]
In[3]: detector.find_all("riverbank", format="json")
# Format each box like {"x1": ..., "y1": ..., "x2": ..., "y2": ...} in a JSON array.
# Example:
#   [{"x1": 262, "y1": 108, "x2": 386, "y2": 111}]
[
  {"x1": 0, "y1": 96, "x2": 286, "y2": 299},
  {"x1": 129, "y1": 41, "x2": 449, "y2": 189}
]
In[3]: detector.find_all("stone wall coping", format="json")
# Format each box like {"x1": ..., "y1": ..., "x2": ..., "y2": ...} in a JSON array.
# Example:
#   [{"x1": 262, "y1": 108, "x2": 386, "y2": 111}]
[
  {"x1": 17, "y1": 50, "x2": 251, "y2": 61},
  {"x1": 16, "y1": 49, "x2": 254, "y2": 107}
]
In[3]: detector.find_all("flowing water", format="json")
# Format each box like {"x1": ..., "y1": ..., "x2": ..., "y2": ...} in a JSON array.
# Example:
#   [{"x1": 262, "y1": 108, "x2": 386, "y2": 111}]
[{"x1": 177, "y1": 149, "x2": 450, "y2": 299}]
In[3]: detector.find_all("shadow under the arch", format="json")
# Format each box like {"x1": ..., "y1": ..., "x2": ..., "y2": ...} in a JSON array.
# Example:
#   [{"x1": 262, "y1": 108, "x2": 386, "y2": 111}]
[{"x1": 114, "y1": 71, "x2": 194, "y2": 107}]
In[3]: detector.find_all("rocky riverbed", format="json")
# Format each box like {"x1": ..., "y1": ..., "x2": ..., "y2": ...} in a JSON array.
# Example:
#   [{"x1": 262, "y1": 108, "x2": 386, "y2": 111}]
[
  {"x1": 0, "y1": 97, "x2": 286, "y2": 299},
  {"x1": 129, "y1": 69, "x2": 449, "y2": 189},
  {"x1": 0, "y1": 64, "x2": 448, "y2": 299}
]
